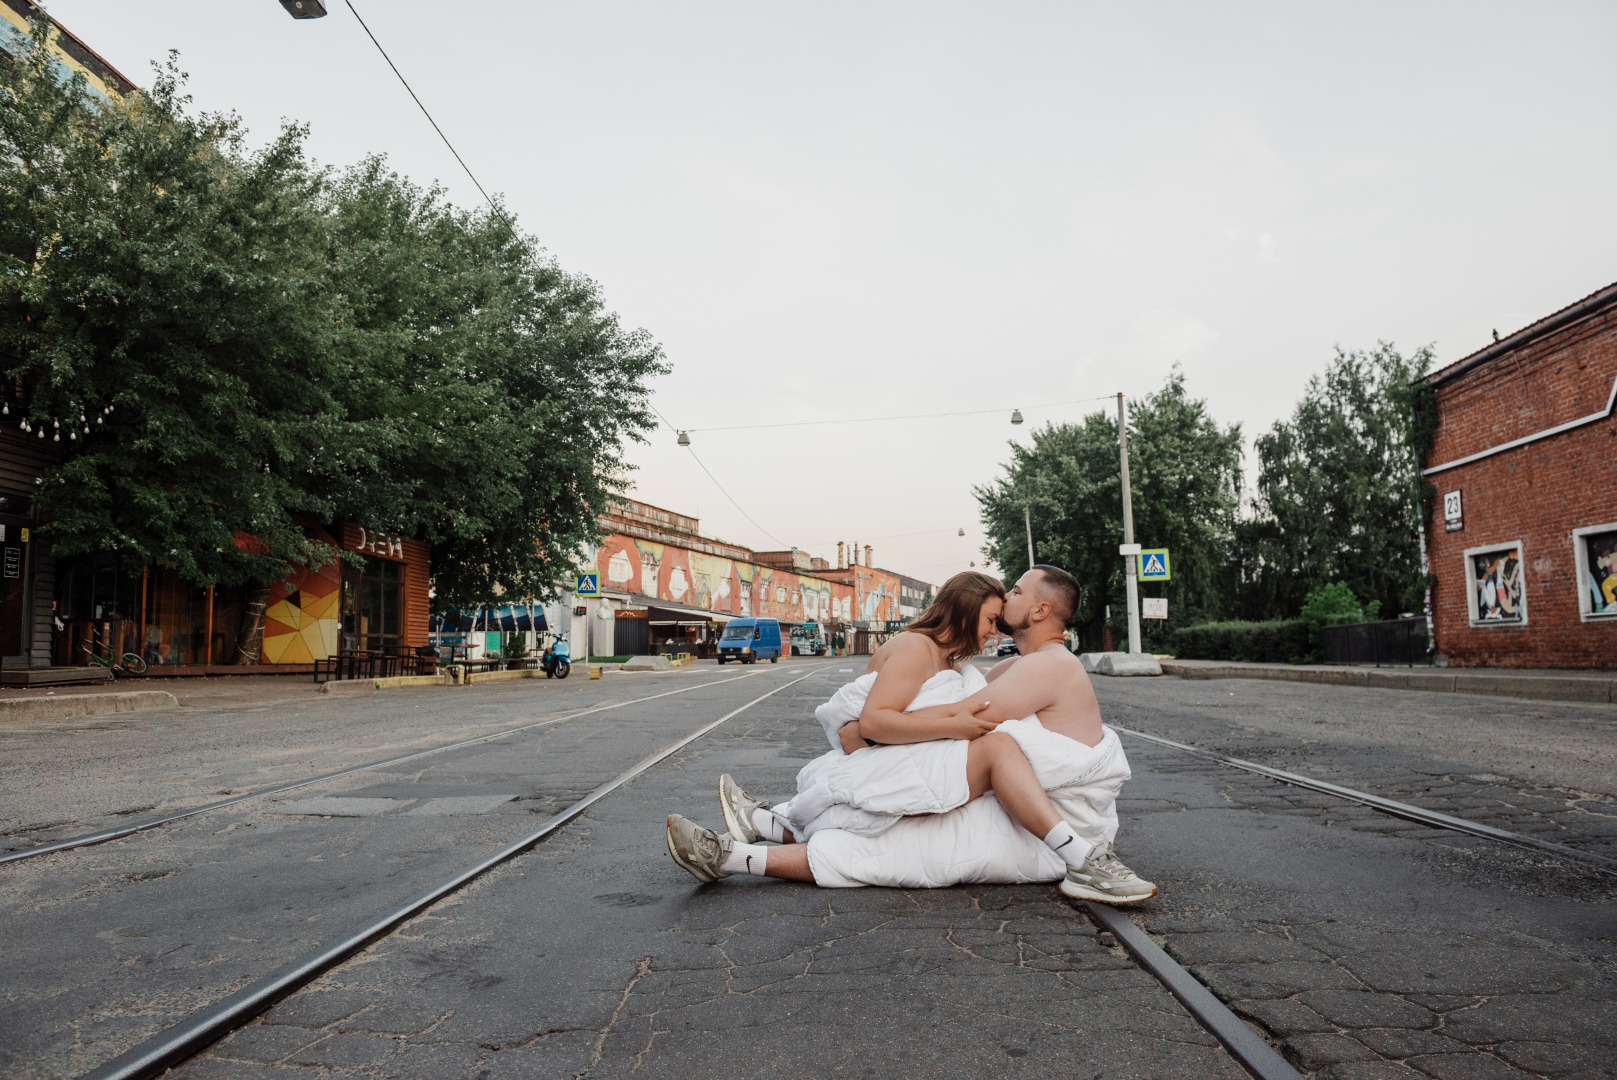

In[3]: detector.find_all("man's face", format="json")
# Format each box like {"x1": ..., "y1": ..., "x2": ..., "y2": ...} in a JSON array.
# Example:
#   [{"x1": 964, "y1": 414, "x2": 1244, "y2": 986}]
[{"x1": 996, "y1": 571, "x2": 1041, "y2": 635}]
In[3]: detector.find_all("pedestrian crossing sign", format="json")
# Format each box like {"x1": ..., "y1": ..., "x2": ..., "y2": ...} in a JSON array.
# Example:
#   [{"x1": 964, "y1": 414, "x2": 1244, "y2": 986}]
[
  {"x1": 1138, "y1": 549, "x2": 1171, "y2": 582},
  {"x1": 575, "y1": 572, "x2": 601, "y2": 596}
]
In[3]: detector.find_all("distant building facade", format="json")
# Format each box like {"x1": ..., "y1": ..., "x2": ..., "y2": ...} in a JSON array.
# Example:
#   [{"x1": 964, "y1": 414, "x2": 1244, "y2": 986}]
[
  {"x1": 585, "y1": 499, "x2": 931, "y2": 657},
  {"x1": 1422, "y1": 281, "x2": 1617, "y2": 668}
]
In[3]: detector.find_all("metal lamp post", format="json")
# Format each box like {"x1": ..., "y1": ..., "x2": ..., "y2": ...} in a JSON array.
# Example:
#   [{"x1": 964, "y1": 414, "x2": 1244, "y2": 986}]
[{"x1": 1117, "y1": 393, "x2": 1142, "y2": 655}]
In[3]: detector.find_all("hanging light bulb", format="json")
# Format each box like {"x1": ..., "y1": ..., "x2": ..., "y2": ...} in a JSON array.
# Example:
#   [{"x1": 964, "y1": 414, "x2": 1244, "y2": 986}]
[
  {"x1": 68, "y1": 431, "x2": 75, "y2": 440},
  {"x1": 677, "y1": 431, "x2": 690, "y2": 446},
  {"x1": 36, "y1": 428, "x2": 44, "y2": 438},
  {"x1": 958, "y1": 528, "x2": 965, "y2": 536},
  {"x1": 83, "y1": 424, "x2": 89, "y2": 434},
  {"x1": 52, "y1": 419, "x2": 58, "y2": 429},
  {"x1": 78, "y1": 413, "x2": 85, "y2": 423},
  {"x1": 1010, "y1": 409, "x2": 1024, "y2": 425},
  {"x1": 96, "y1": 416, "x2": 103, "y2": 424},
  {"x1": 2, "y1": 403, "x2": 8, "y2": 415},
  {"x1": 52, "y1": 432, "x2": 59, "y2": 442}
]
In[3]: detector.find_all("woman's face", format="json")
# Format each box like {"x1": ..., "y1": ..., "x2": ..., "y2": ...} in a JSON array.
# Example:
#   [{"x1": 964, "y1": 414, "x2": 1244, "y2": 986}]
[{"x1": 976, "y1": 595, "x2": 1005, "y2": 646}]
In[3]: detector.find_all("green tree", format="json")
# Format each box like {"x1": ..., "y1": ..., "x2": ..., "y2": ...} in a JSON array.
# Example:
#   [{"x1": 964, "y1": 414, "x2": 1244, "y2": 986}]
[
  {"x1": 976, "y1": 371, "x2": 1243, "y2": 649},
  {"x1": 316, "y1": 160, "x2": 667, "y2": 605},
  {"x1": 1238, "y1": 344, "x2": 1433, "y2": 621},
  {"x1": 2, "y1": 30, "x2": 665, "y2": 628},
  {"x1": 1, "y1": 39, "x2": 346, "y2": 586}
]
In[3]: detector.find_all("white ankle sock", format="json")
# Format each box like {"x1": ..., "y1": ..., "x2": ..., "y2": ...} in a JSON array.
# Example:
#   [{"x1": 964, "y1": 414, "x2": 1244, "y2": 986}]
[
  {"x1": 751, "y1": 808, "x2": 787, "y2": 843},
  {"x1": 720, "y1": 841, "x2": 769, "y2": 876},
  {"x1": 1043, "y1": 821, "x2": 1092, "y2": 870}
]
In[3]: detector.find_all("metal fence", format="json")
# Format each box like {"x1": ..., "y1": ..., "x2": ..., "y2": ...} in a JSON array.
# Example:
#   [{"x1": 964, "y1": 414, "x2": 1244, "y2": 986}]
[{"x1": 1320, "y1": 617, "x2": 1431, "y2": 667}]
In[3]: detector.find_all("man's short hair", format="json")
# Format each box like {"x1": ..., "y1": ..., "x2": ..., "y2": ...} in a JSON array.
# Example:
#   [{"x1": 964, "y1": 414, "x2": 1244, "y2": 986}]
[{"x1": 1032, "y1": 564, "x2": 1080, "y2": 626}]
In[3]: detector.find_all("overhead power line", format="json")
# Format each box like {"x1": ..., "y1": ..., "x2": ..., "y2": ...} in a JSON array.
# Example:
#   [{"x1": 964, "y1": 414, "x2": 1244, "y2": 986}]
[
  {"x1": 683, "y1": 395, "x2": 1118, "y2": 434},
  {"x1": 647, "y1": 405, "x2": 791, "y2": 549},
  {"x1": 343, "y1": 1, "x2": 518, "y2": 238}
]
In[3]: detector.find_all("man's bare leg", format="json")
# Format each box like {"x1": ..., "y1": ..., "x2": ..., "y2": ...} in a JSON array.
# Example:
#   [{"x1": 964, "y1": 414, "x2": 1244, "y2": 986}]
[
  {"x1": 964, "y1": 732, "x2": 1091, "y2": 870},
  {"x1": 763, "y1": 843, "x2": 814, "y2": 881}
]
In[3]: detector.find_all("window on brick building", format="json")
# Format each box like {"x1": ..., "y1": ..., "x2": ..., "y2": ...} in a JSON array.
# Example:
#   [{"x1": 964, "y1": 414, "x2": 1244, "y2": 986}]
[
  {"x1": 1571, "y1": 524, "x2": 1617, "y2": 621},
  {"x1": 1462, "y1": 541, "x2": 1525, "y2": 627}
]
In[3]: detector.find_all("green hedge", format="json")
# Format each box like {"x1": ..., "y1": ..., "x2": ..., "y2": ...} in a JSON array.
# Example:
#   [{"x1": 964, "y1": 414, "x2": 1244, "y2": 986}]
[{"x1": 1171, "y1": 619, "x2": 1310, "y2": 663}]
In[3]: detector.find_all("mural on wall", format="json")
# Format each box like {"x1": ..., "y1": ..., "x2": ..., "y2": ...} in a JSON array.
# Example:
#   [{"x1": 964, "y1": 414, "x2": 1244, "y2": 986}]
[
  {"x1": 857, "y1": 570, "x2": 900, "y2": 624},
  {"x1": 634, "y1": 540, "x2": 664, "y2": 597},
  {"x1": 689, "y1": 552, "x2": 734, "y2": 612},
  {"x1": 1582, "y1": 531, "x2": 1617, "y2": 616},
  {"x1": 1470, "y1": 546, "x2": 1523, "y2": 622},
  {"x1": 262, "y1": 555, "x2": 341, "y2": 664},
  {"x1": 595, "y1": 531, "x2": 855, "y2": 625}
]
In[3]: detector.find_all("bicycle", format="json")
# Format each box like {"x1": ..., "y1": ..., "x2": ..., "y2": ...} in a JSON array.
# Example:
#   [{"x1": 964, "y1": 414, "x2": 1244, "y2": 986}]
[{"x1": 79, "y1": 639, "x2": 147, "y2": 676}]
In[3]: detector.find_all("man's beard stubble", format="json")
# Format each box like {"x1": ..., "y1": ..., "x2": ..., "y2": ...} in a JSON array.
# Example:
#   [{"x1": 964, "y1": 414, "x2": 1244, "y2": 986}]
[{"x1": 996, "y1": 611, "x2": 1030, "y2": 636}]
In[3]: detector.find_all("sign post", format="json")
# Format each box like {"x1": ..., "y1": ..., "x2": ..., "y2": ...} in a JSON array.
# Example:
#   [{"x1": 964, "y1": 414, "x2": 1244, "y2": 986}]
[
  {"x1": 576, "y1": 570, "x2": 600, "y2": 662},
  {"x1": 1118, "y1": 393, "x2": 1142, "y2": 655}
]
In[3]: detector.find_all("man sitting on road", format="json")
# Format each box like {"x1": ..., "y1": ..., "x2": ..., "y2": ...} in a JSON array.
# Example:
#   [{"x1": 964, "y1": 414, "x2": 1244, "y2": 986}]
[{"x1": 667, "y1": 566, "x2": 1153, "y2": 903}]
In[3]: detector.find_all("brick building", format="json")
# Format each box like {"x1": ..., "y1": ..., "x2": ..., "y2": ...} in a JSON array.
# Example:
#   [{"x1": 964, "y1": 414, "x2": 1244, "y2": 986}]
[{"x1": 1421, "y1": 281, "x2": 1617, "y2": 667}]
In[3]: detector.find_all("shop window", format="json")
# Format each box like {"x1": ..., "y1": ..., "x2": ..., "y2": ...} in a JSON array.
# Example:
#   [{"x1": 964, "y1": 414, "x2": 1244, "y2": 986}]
[
  {"x1": 343, "y1": 558, "x2": 401, "y2": 651},
  {"x1": 1571, "y1": 524, "x2": 1617, "y2": 621},
  {"x1": 1463, "y1": 541, "x2": 1526, "y2": 627}
]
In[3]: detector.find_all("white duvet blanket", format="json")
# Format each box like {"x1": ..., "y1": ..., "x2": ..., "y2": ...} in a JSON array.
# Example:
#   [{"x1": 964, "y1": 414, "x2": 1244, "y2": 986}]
[{"x1": 775, "y1": 666, "x2": 1130, "y2": 847}]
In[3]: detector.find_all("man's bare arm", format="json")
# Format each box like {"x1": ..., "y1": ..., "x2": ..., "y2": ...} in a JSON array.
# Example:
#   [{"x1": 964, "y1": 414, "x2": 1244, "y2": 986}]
[{"x1": 900, "y1": 652, "x2": 1058, "y2": 728}]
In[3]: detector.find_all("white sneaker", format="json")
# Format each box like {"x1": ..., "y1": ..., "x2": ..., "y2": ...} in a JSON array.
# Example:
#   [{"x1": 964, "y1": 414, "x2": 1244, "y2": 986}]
[
  {"x1": 665, "y1": 814, "x2": 733, "y2": 883},
  {"x1": 1059, "y1": 842, "x2": 1158, "y2": 904},
  {"x1": 718, "y1": 774, "x2": 771, "y2": 843}
]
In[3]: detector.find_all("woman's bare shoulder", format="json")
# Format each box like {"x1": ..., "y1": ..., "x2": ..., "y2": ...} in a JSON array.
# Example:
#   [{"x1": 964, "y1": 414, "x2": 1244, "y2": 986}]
[{"x1": 867, "y1": 630, "x2": 942, "y2": 674}]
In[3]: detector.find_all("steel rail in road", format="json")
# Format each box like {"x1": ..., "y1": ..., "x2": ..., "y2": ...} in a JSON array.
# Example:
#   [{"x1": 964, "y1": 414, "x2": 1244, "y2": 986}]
[
  {"x1": 1, "y1": 671, "x2": 767, "y2": 867},
  {"x1": 1112, "y1": 724, "x2": 1617, "y2": 875},
  {"x1": 80, "y1": 669, "x2": 818, "y2": 1080},
  {"x1": 1083, "y1": 902, "x2": 1305, "y2": 1080}
]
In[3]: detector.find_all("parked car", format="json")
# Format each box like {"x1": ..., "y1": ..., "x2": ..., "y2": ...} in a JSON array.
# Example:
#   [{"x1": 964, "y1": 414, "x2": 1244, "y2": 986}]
[
  {"x1": 718, "y1": 617, "x2": 784, "y2": 664},
  {"x1": 996, "y1": 638, "x2": 1019, "y2": 658}
]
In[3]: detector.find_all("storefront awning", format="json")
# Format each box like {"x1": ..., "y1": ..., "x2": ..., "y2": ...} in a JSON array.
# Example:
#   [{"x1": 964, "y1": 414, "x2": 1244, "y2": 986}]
[{"x1": 642, "y1": 601, "x2": 734, "y2": 624}]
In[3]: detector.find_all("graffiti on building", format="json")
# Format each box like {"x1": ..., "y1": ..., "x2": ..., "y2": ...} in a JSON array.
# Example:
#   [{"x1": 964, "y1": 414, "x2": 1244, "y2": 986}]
[
  {"x1": 1581, "y1": 530, "x2": 1617, "y2": 616},
  {"x1": 595, "y1": 531, "x2": 855, "y2": 624}
]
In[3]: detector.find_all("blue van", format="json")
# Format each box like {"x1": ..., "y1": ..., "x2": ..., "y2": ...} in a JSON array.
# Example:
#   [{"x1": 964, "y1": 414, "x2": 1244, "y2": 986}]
[{"x1": 717, "y1": 617, "x2": 783, "y2": 664}]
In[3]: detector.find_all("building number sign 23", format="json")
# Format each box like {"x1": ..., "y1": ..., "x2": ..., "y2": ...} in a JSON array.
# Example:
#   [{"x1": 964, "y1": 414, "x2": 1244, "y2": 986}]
[{"x1": 1443, "y1": 490, "x2": 1463, "y2": 532}]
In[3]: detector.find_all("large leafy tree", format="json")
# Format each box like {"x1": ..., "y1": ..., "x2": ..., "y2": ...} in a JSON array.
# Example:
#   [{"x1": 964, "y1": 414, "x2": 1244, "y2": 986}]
[
  {"x1": 976, "y1": 371, "x2": 1243, "y2": 648},
  {"x1": 316, "y1": 160, "x2": 666, "y2": 604},
  {"x1": 0, "y1": 24, "x2": 664, "y2": 620},
  {"x1": 1, "y1": 39, "x2": 346, "y2": 585},
  {"x1": 1237, "y1": 343, "x2": 1434, "y2": 620}
]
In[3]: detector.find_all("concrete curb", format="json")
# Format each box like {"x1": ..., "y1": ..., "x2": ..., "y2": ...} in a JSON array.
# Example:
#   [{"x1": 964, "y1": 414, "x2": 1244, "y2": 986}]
[
  {"x1": 1159, "y1": 661, "x2": 1615, "y2": 704},
  {"x1": 0, "y1": 690, "x2": 178, "y2": 721},
  {"x1": 319, "y1": 674, "x2": 449, "y2": 694}
]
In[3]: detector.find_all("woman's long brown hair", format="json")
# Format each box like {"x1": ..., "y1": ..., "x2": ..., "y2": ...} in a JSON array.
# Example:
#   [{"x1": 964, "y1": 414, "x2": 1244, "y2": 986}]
[{"x1": 905, "y1": 571, "x2": 1005, "y2": 666}]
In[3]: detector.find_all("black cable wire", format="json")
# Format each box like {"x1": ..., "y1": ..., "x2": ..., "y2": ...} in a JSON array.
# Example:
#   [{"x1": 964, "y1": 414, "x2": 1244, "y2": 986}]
[{"x1": 343, "y1": 0, "x2": 519, "y2": 240}]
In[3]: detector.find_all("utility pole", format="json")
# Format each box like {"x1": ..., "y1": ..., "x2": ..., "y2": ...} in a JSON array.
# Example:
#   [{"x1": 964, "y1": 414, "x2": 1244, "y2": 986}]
[
  {"x1": 1024, "y1": 506, "x2": 1036, "y2": 569},
  {"x1": 1117, "y1": 393, "x2": 1142, "y2": 655}
]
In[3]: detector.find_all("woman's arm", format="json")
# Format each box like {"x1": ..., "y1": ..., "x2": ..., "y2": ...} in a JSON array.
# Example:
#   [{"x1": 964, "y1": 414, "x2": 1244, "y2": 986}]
[{"x1": 856, "y1": 637, "x2": 999, "y2": 744}]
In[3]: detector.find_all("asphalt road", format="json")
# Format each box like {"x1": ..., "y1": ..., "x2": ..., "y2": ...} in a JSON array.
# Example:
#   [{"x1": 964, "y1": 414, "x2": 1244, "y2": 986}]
[{"x1": 2, "y1": 661, "x2": 1613, "y2": 1079}]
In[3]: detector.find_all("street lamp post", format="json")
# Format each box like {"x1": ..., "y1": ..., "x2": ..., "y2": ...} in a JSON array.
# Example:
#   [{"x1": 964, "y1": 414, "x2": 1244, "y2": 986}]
[
  {"x1": 1024, "y1": 506, "x2": 1036, "y2": 570},
  {"x1": 1117, "y1": 392, "x2": 1142, "y2": 655}
]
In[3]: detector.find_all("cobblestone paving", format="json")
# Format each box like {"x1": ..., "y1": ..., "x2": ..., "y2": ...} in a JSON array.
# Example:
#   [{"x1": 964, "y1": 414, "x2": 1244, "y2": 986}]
[
  {"x1": 1120, "y1": 739, "x2": 1617, "y2": 1080},
  {"x1": 1098, "y1": 677, "x2": 1617, "y2": 861}
]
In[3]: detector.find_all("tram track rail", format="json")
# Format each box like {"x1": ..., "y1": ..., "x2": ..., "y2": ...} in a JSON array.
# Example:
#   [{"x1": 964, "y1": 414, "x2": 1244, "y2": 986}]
[
  {"x1": 1, "y1": 671, "x2": 767, "y2": 868},
  {"x1": 78, "y1": 669, "x2": 817, "y2": 1080},
  {"x1": 1112, "y1": 723, "x2": 1617, "y2": 875}
]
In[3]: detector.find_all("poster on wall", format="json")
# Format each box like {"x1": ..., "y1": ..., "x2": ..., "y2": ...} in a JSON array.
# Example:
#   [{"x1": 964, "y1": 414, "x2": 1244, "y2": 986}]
[
  {"x1": 1576, "y1": 527, "x2": 1617, "y2": 618},
  {"x1": 1466, "y1": 543, "x2": 1523, "y2": 624}
]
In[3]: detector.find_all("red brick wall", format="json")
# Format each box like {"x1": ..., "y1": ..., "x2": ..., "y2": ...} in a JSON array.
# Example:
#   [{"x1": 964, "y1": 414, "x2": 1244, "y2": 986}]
[{"x1": 1425, "y1": 302, "x2": 1617, "y2": 667}]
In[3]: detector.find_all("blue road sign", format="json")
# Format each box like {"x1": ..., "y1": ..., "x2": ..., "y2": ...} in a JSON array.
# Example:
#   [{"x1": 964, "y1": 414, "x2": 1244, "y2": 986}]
[
  {"x1": 575, "y1": 572, "x2": 601, "y2": 596},
  {"x1": 1139, "y1": 549, "x2": 1171, "y2": 582}
]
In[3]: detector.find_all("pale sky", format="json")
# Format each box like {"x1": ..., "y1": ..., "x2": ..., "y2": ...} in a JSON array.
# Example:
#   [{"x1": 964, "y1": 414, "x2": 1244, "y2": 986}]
[{"x1": 47, "y1": 0, "x2": 1617, "y2": 584}]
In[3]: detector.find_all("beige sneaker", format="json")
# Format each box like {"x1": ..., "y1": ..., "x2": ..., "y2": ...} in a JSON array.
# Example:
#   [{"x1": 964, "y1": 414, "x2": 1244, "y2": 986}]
[
  {"x1": 665, "y1": 814, "x2": 733, "y2": 883},
  {"x1": 1059, "y1": 842, "x2": 1158, "y2": 904},
  {"x1": 718, "y1": 774, "x2": 771, "y2": 843}
]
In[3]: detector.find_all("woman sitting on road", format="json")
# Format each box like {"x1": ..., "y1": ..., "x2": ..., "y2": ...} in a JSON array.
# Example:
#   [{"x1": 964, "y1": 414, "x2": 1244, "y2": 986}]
[{"x1": 664, "y1": 567, "x2": 1153, "y2": 902}]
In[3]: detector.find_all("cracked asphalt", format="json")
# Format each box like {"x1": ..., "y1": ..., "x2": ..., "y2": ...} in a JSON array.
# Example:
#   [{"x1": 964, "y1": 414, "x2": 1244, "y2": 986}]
[{"x1": 2, "y1": 661, "x2": 1613, "y2": 1078}]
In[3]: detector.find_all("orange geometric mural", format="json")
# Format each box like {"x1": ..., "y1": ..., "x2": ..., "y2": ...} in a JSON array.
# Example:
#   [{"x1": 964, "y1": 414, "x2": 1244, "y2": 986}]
[{"x1": 261, "y1": 557, "x2": 341, "y2": 664}]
